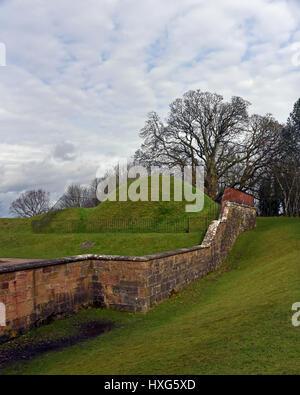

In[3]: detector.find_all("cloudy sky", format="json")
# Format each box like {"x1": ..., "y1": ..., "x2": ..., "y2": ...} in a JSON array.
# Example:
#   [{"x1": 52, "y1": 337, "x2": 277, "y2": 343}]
[{"x1": 0, "y1": 0, "x2": 299, "y2": 216}]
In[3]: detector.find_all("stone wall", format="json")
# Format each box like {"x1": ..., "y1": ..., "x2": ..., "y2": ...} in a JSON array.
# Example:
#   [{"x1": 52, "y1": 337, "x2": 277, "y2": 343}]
[
  {"x1": 0, "y1": 201, "x2": 256, "y2": 343},
  {"x1": 221, "y1": 187, "x2": 254, "y2": 214}
]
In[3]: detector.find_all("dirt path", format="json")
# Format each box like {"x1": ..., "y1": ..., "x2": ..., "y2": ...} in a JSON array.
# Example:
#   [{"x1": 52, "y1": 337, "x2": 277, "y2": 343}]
[{"x1": 0, "y1": 258, "x2": 45, "y2": 266}]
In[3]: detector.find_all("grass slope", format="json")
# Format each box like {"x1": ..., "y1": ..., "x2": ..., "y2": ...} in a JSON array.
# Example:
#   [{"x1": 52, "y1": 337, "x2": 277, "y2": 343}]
[
  {"x1": 0, "y1": 177, "x2": 218, "y2": 258},
  {"x1": 89, "y1": 176, "x2": 215, "y2": 220},
  {"x1": 1, "y1": 217, "x2": 299, "y2": 375},
  {"x1": 32, "y1": 177, "x2": 218, "y2": 233},
  {"x1": 0, "y1": 216, "x2": 203, "y2": 258}
]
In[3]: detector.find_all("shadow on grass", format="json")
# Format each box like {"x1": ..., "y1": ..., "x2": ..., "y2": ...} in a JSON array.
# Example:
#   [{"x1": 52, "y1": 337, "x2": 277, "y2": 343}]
[{"x1": 0, "y1": 320, "x2": 114, "y2": 370}]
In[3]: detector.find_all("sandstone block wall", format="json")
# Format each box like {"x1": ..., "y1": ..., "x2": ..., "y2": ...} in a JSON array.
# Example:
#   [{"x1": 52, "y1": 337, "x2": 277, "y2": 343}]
[{"x1": 0, "y1": 201, "x2": 256, "y2": 343}]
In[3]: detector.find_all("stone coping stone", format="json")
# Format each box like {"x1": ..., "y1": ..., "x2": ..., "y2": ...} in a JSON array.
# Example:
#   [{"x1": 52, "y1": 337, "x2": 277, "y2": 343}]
[{"x1": 0, "y1": 246, "x2": 208, "y2": 274}]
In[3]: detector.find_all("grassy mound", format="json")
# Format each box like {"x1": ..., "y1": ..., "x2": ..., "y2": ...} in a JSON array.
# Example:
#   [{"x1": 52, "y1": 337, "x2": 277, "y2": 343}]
[
  {"x1": 90, "y1": 175, "x2": 214, "y2": 220},
  {"x1": 1, "y1": 217, "x2": 298, "y2": 374},
  {"x1": 33, "y1": 176, "x2": 219, "y2": 233},
  {"x1": 0, "y1": 177, "x2": 218, "y2": 256}
]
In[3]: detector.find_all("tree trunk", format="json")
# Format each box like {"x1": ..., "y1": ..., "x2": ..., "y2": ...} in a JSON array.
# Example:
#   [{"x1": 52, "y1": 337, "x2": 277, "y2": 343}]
[{"x1": 205, "y1": 172, "x2": 218, "y2": 200}]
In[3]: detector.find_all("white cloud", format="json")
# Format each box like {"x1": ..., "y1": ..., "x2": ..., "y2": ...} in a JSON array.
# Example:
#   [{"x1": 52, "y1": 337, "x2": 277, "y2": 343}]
[{"x1": 0, "y1": 0, "x2": 299, "y2": 215}]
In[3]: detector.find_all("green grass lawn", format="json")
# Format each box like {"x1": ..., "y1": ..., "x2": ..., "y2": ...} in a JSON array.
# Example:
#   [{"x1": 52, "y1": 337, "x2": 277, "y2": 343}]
[
  {"x1": 0, "y1": 217, "x2": 299, "y2": 374},
  {"x1": 0, "y1": 184, "x2": 217, "y2": 258},
  {"x1": 0, "y1": 216, "x2": 204, "y2": 258}
]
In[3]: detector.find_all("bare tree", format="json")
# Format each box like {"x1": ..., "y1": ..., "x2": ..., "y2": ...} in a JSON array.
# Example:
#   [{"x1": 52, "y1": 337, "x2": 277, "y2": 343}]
[
  {"x1": 10, "y1": 190, "x2": 50, "y2": 217},
  {"x1": 89, "y1": 177, "x2": 105, "y2": 206},
  {"x1": 262, "y1": 98, "x2": 300, "y2": 217},
  {"x1": 55, "y1": 184, "x2": 94, "y2": 209},
  {"x1": 272, "y1": 161, "x2": 299, "y2": 216},
  {"x1": 135, "y1": 90, "x2": 282, "y2": 200},
  {"x1": 218, "y1": 113, "x2": 282, "y2": 197},
  {"x1": 269, "y1": 116, "x2": 300, "y2": 216}
]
